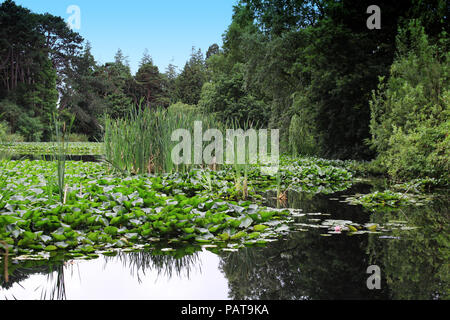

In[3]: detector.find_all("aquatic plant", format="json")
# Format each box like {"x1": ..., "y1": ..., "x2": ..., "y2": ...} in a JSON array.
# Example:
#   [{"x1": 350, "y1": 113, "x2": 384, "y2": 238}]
[
  {"x1": 0, "y1": 160, "x2": 295, "y2": 258},
  {"x1": 345, "y1": 189, "x2": 433, "y2": 212},
  {"x1": 104, "y1": 104, "x2": 218, "y2": 174}
]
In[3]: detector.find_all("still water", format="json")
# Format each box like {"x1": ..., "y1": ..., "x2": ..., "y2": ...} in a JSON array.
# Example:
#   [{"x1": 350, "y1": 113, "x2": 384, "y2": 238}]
[{"x1": 1, "y1": 184, "x2": 448, "y2": 300}]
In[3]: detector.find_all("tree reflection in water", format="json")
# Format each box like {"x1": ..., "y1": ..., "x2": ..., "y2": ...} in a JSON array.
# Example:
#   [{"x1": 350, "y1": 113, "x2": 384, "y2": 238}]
[
  {"x1": 219, "y1": 189, "x2": 449, "y2": 300},
  {"x1": 368, "y1": 195, "x2": 449, "y2": 300},
  {"x1": 1, "y1": 186, "x2": 448, "y2": 300}
]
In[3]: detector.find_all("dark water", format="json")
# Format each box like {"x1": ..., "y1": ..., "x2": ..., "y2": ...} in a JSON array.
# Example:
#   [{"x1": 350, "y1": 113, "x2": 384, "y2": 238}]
[{"x1": 1, "y1": 183, "x2": 448, "y2": 300}]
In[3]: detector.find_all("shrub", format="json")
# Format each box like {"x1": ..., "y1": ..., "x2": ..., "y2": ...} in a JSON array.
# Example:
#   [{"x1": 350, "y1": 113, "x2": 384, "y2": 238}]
[
  {"x1": 369, "y1": 20, "x2": 449, "y2": 183},
  {"x1": 384, "y1": 121, "x2": 449, "y2": 183},
  {"x1": 0, "y1": 121, "x2": 25, "y2": 143},
  {"x1": 168, "y1": 102, "x2": 197, "y2": 114},
  {"x1": 67, "y1": 133, "x2": 90, "y2": 142}
]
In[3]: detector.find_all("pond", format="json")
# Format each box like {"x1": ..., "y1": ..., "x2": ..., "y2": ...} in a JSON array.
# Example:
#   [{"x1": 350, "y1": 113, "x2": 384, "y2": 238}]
[{"x1": 1, "y1": 183, "x2": 448, "y2": 300}]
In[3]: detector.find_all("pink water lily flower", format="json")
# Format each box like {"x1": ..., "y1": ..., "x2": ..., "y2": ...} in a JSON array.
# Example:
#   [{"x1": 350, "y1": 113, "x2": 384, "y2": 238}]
[{"x1": 334, "y1": 226, "x2": 342, "y2": 232}]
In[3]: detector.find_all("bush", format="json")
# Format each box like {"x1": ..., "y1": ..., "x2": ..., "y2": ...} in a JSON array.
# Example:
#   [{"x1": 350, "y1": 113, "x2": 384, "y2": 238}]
[
  {"x1": 384, "y1": 121, "x2": 449, "y2": 183},
  {"x1": 0, "y1": 121, "x2": 25, "y2": 143},
  {"x1": 66, "y1": 133, "x2": 90, "y2": 142},
  {"x1": 16, "y1": 114, "x2": 44, "y2": 142},
  {"x1": 369, "y1": 20, "x2": 449, "y2": 182},
  {"x1": 168, "y1": 102, "x2": 197, "y2": 114}
]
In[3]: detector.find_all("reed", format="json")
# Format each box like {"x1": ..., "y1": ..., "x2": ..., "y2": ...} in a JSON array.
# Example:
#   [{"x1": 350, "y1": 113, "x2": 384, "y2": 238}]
[
  {"x1": 51, "y1": 114, "x2": 74, "y2": 203},
  {"x1": 104, "y1": 103, "x2": 218, "y2": 175},
  {"x1": 225, "y1": 118, "x2": 255, "y2": 200}
]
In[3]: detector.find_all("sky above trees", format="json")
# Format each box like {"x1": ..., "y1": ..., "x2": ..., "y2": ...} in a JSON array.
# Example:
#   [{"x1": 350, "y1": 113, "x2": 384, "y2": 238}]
[{"x1": 11, "y1": 0, "x2": 237, "y2": 74}]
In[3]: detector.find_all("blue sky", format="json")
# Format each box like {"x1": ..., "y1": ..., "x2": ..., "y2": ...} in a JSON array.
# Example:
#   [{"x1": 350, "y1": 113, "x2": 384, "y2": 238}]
[{"x1": 11, "y1": 0, "x2": 238, "y2": 74}]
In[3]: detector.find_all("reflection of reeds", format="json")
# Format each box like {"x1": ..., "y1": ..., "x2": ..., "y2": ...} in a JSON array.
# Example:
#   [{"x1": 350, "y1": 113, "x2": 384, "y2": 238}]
[
  {"x1": 105, "y1": 250, "x2": 201, "y2": 284},
  {"x1": 40, "y1": 265, "x2": 67, "y2": 300}
]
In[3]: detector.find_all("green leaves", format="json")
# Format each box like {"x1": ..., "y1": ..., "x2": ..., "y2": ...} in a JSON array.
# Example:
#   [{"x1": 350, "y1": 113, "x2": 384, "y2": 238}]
[
  {"x1": 0, "y1": 158, "x2": 300, "y2": 257},
  {"x1": 253, "y1": 225, "x2": 268, "y2": 232},
  {"x1": 104, "y1": 226, "x2": 118, "y2": 236}
]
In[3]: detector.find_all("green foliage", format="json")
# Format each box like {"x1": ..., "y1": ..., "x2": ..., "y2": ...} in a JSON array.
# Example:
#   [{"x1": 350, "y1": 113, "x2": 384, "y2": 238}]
[
  {"x1": 199, "y1": 61, "x2": 268, "y2": 127},
  {"x1": 168, "y1": 102, "x2": 197, "y2": 114},
  {"x1": 66, "y1": 133, "x2": 90, "y2": 142},
  {"x1": 0, "y1": 0, "x2": 81, "y2": 141},
  {"x1": 104, "y1": 104, "x2": 217, "y2": 174},
  {"x1": 174, "y1": 48, "x2": 207, "y2": 105},
  {"x1": 0, "y1": 121, "x2": 24, "y2": 143},
  {"x1": 288, "y1": 97, "x2": 317, "y2": 156},
  {"x1": 383, "y1": 121, "x2": 449, "y2": 183},
  {"x1": 16, "y1": 114, "x2": 44, "y2": 142},
  {"x1": 0, "y1": 159, "x2": 297, "y2": 256},
  {"x1": 133, "y1": 52, "x2": 169, "y2": 108},
  {"x1": 369, "y1": 20, "x2": 449, "y2": 182},
  {"x1": 0, "y1": 142, "x2": 103, "y2": 156}
]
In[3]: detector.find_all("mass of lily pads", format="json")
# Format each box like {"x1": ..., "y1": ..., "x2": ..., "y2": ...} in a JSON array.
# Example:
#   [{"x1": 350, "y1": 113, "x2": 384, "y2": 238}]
[
  {"x1": 0, "y1": 154, "x2": 352, "y2": 258},
  {"x1": 0, "y1": 141, "x2": 442, "y2": 261}
]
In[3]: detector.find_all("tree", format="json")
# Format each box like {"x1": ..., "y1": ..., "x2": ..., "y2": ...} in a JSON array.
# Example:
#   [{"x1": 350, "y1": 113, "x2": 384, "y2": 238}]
[
  {"x1": 174, "y1": 48, "x2": 207, "y2": 105},
  {"x1": 206, "y1": 43, "x2": 220, "y2": 60},
  {"x1": 133, "y1": 51, "x2": 169, "y2": 108},
  {"x1": 199, "y1": 58, "x2": 268, "y2": 127},
  {"x1": 164, "y1": 63, "x2": 179, "y2": 105},
  {"x1": 369, "y1": 20, "x2": 449, "y2": 181},
  {"x1": 219, "y1": 0, "x2": 448, "y2": 159},
  {"x1": 0, "y1": 0, "x2": 82, "y2": 141}
]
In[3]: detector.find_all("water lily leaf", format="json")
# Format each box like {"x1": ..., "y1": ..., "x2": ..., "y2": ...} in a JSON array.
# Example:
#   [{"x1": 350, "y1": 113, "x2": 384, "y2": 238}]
[
  {"x1": 247, "y1": 204, "x2": 258, "y2": 214},
  {"x1": 253, "y1": 225, "x2": 268, "y2": 232},
  {"x1": 104, "y1": 226, "x2": 118, "y2": 235},
  {"x1": 40, "y1": 235, "x2": 52, "y2": 243},
  {"x1": 218, "y1": 233, "x2": 230, "y2": 241},
  {"x1": 183, "y1": 227, "x2": 195, "y2": 234},
  {"x1": 29, "y1": 188, "x2": 44, "y2": 195},
  {"x1": 275, "y1": 225, "x2": 290, "y2": 232},
  {"x1": 55, "y1": 242, "x2": 69, "y2": 249},
  {"x1": 231, "y1": 231, "x2": 247, "y2": 240},
  {"x1": 239, "y1": 216, "x2": 253, "y2": 228},
  {"x1": 51, "y1": 233, "x2": 66, "y2": 241}
]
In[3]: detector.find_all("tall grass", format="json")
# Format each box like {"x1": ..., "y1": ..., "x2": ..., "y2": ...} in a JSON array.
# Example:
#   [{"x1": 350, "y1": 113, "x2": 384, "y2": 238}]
[
  {"x1": 104, "y1": 104, "x2": 218, "y2": 175},
  {"x1": 50, "y1": 114, "x2": 74, "y2": 203}
]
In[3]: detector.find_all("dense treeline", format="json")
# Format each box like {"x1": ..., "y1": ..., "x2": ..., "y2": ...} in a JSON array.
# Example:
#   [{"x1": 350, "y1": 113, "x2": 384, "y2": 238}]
[
  {"x1": 206, "y1": 0, "x2": 448, "y2": 160},
  {"x1": 0, "y1": 0, "x2": 448, "y2": 182},
  {"x1": 0, "y1": 0, "x2": 209, "y2": 141}
]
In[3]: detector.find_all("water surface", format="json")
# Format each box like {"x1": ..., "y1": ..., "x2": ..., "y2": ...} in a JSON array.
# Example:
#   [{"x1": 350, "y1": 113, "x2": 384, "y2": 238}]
[{"x1": 1, "y1": 184, "x2": 448, "y2": 300}]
